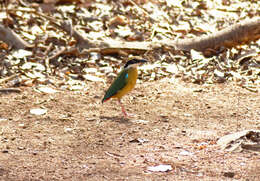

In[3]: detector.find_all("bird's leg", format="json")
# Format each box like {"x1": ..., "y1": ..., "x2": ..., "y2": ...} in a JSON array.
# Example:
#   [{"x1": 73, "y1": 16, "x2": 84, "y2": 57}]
[{"x1": 118, "y1": 99, "x2": 128, "y2": 117}]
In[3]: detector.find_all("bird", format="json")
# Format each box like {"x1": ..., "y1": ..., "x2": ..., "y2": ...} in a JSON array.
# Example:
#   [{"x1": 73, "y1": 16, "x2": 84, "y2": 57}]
[{"x1": 102, "y1": 57, "x2": 147, "y2": 117}]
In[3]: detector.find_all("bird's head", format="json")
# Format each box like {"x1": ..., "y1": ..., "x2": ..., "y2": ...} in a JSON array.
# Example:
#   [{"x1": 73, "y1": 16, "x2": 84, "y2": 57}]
[{"x1": 124, "y1": 57, "x2": 147, "y2": 69}]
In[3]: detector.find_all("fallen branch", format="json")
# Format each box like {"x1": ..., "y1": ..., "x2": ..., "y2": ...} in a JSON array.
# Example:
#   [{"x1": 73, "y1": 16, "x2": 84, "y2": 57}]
[
  {"x1": 1, "y1": 9, "x2": 259, "y2": 57},
  {"x1": 174, "y1": 17, "x2": 260, "y2": 55},
  {"x1": 0, "y1": 24, "x2": 33, "y2": 49},
  {"x1": 60, "y1": 21, "x2": 96, "y2": 49},
  {"x1": 77, "y1": 17, "x2": 260, "y2": 56}
]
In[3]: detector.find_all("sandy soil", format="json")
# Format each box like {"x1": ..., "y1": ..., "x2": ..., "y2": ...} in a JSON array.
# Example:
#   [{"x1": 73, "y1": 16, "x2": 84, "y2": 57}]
[{"x1": 0, "y1": 79, "x2": 259, "y2": 180}]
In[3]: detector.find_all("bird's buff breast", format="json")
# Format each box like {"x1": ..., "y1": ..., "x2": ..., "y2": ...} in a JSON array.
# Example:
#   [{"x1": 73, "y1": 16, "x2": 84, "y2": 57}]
[{"x1": 113, "y1": 68, "x2": 138, "y2": 99}]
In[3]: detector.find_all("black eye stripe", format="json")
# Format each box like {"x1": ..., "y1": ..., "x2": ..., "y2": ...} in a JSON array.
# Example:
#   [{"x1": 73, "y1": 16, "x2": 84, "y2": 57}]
[{"x1": 124, "y1": 59, "x2": 147, "y2": 68}]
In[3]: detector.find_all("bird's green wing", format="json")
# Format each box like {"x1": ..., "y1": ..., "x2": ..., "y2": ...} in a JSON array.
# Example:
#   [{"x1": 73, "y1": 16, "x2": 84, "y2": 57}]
[{"x1": 102, "y1": 69, "x2": 128, "y2": 103}]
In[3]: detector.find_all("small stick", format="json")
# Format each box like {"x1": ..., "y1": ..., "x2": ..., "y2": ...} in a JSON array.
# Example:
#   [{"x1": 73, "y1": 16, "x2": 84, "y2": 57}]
[
  {"x1": 0, "y1": 88, "x2": 21, "y2": 93},
  {"x1": 0, "y1": 74, "x2": 18, "y2": 84}
]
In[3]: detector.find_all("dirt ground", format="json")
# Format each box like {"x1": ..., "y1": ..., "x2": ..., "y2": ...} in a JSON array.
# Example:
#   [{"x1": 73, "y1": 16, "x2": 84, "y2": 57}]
[{"x1": 0, "y1": 78, "x2": 259, "y2": 180}]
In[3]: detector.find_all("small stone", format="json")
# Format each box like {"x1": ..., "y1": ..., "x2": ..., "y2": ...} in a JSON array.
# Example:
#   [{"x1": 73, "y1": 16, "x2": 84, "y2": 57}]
[
  {"x1": 223, "y1": 172, "x2": 235, "y2": 178},
  {"x1": 179, "y1": 150, "x2": 193, "y2": 156},
  {"x1": 64, "y1": 128, "x2": 73, "y2": 133},
  {"x1": 184, "y1": 113, "x2": 192, "y2": 117},
  {"x1": 197, "y1": 172, "x2": 203, "y2": 177},
  {"x1": 193, "y1": 88, "x2": 203, "y2": 92},
  {"x1": 32, "y1": 151, "x2": 38, "y2": 155},
  {"x1": 132, "y1": 119, "x2": 149, "y2": 124},
  {"x1": 17, "y1": 146, "x2": 25, "y2": 150},
  {"x1": 18, "y1": 123, "x2": 26, "y2": 129},
  {"x1": 129, "y1": 138, "x2": 149, "y2": 144},
  {"x1": 0, "y1": 118, "x2": 7, "y2": 122}
]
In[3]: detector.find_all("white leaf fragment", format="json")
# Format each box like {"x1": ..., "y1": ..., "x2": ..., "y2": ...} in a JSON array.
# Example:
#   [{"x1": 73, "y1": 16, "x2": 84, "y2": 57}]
[
  {"x1": 69, "y1": 85, "x2": 85, "y2": 91},
  {"x1": 37, "y1": 86, "x2": 58, "y2": 94},
  {"x1": 147, "y1": 164, "x2": 172, "y2": 172},
  {"x1": 132, "y1": 119, "x2": 149, "y2": 124},
  {"x1": 13, "y1": 49, "x2": 32, "y2": 59},
  {"x1": 83, "y1": 74, "x2": 105, "y2": 82},
  {"x1": 30, "y1": 108, "x2": 47, "y2": 115},
  {"x1": 179, "y1": 150, "x2": 193, "y2": 156}
]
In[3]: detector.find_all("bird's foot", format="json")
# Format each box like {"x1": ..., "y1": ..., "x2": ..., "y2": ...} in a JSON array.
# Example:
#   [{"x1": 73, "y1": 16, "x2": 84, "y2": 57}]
[
  {"x1": 119, "y1": 99, "x2": 136, "y2": 118},
  {"x1": 121, "y1": 110, "x2": 136, "y2": 118}
]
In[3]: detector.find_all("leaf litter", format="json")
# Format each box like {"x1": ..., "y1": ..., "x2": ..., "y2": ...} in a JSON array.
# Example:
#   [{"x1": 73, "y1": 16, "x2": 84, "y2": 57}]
[
  {"x1": 0, "y1": 1, "x2": 258, "y2": 92},
  {"x1": 0, "y1": 0, "x2": 259, "y2": 180}
]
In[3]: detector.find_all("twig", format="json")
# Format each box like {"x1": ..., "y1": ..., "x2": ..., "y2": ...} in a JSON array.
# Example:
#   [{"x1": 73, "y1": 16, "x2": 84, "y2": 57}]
[
  {"x1": 242, "y1": 85, "x2": 258, "y2": 93},
  {"x1": 241, "y1": 143, "x2": 260, "y2": 151},
  {"x1": 44, "y1": 43, "x2": 53, "y2": 74},
  {"x1": 48, "y1": 47, "x2": 67, "y2": 62},
  {"x1": 0, "y1": 74, "x2": 18, "y2": 84},
  {"x1": 129, "y1": 0, "x2": 149, "y2": 16},
  {"x1": 104, "y1": 151, "x2": 124, "y2": 158},
  {"x1": 7, "y1": 9, "x2": 61, "y2": 28},
  {"x1": 0, "y1": 88, "x2": 21, "y2": 93}
]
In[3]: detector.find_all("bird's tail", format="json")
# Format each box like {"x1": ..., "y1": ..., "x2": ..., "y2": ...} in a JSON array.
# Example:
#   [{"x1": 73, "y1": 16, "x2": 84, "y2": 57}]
[{"x1": 102, "y1": 97, "x2": 110, "y2": 104}]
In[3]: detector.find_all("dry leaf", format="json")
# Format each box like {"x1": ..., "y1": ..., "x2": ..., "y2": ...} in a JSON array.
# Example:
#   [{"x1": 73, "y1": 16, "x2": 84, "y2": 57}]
[
  {"x1": 83, "y1": 74, "x2": 105, "y2": 82},
  {"x1": 36, "y1": 86, "x2": 58, "y2": 94}
]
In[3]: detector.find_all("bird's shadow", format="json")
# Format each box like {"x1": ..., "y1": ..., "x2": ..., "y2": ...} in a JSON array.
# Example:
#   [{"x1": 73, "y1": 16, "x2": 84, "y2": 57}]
[{"x1": 100, "y1": 116, "x2": 130, "y2": 123}]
